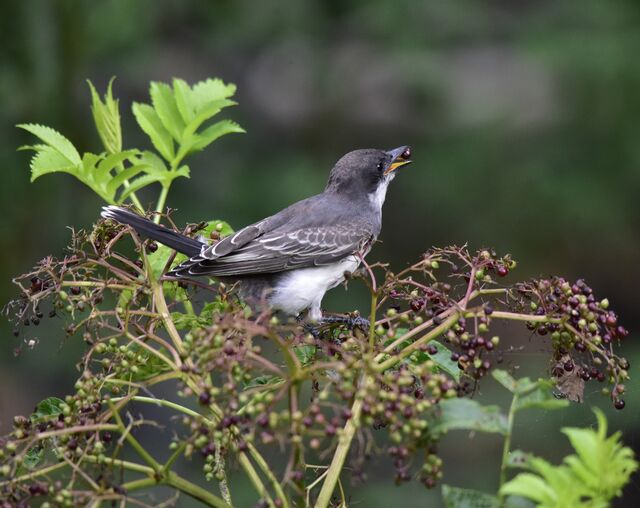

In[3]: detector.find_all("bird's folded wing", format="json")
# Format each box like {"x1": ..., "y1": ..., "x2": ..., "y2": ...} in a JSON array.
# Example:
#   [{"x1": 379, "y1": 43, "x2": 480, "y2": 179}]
[{"x1": 169, "y1": 224, "x2": 372, "y2": 276}]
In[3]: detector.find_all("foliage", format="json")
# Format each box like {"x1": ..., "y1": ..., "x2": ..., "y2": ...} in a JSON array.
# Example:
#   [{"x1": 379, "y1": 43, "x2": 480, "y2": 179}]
[
  {"x1": 500, "y1": 409, "x2": 638, "y2": 507},
  {"x1": 19, "y1": 77, "x2": 243, "y2": 214},
  {"x1": 1, "y1": 77, "x2": 635, "y2": 507},
  {"x1": 441, "y1": 376, "x2": 636, "y2": 508}
]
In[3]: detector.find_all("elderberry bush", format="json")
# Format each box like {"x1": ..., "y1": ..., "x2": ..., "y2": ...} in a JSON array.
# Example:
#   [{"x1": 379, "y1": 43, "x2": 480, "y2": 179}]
[{"x1": 0, "y1": 220, "x2": 633, "y2": 506}]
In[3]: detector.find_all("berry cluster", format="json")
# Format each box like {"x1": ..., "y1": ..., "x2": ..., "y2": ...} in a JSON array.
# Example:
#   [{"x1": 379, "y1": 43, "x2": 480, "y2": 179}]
[{"x1": 513, "y1": 276, "x2": 630, "y2": 407}]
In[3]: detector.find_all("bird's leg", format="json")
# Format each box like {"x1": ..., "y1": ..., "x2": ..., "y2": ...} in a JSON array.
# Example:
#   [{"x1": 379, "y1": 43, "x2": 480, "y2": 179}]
[
  {"x1": 297, "y1": 312, "x2": 321, "y2": 339},
  {"x1": 319, "y1": 313, "x2": 370, "y2": 331}
]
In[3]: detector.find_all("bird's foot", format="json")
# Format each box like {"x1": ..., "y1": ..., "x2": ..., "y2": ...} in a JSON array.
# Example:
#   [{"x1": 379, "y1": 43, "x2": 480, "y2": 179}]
[
  {"x1": 318, "y1": 313, "x2": 370, "y2": 331},
  {"x1": 297, "y1": 312, "x2": 369, "y2": 339}
]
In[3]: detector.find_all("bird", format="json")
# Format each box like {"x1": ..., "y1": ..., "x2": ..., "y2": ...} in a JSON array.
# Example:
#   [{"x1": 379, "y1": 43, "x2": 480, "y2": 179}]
[{"x1": 101, "y1": 146, "x2": 412, "y2": 324}]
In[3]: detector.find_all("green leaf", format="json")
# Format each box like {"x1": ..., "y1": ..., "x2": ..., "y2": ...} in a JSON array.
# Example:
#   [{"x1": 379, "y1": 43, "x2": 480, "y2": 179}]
[
  {"x1": 501, "y1": 409, "x2": 638, "y2": 507},
  {"x1": 150, "y1": 81, "x2": 186, "y2": 142},
  {"x1": 26, "y1": 146, "x2": 77, "y2": 182},
  {"x1": 132, "y1": 102, "x2": 175, "y2": 162},
  {"x1": 500, "y1": 472, "x2": 562, "y2": 506},
  {"x1": 413, "y1": 340, "x2": 461, "y2": 382},
  {"x1": 96, "y1": 149, "x2": 140, "y2": 180},
  {"x1": 244, "y1": 375, "x2": 284, "y2": 389},
  {"x1": 294, "y1": 345, "x2": 317, "y2": 365},
  {"x1": 442, "y1": 485, "x2": 499, "y2": 508},
  {"x1": 432, "y1": 398, "x2": 508, "y2": 436},
  {"x1": 173, "y1": 78, "x2": 196, "y2": 123},
  {"x1": 147, "y1": 244, "x2": 188, "y2": 280},
  {"x1": 190, "y1": 78, "x2": 237, "y2": 112},
  {"x1": 23, "y1": 446, "x2": 44, "y2": 469},
  {"x1": 515, "y1": 379, "x2": 569, "y2": 411},
  {"x1": 189, "y1": 119, "x2": 245, "y2": 152},
  {"x1": 18, "y1": 123, "x2": 81, "y2": 166},
  {"x1": 492, "y1": 369, "x2": 518, "y2": 393},
  {"x1": 183, "y1": 100, "x2": 238, "y2": 138},
  {"x1": 88, "y1": 78, "x2": 122, "y2": 154},
  {"x1": 118, "y1": 173, "x2": 170, "y2": 203},
  {"x1": 106, "y1": 164, "x2": 148, "y2": 196},
  {"x1": 31, "y1": 396, "x2": 65, "y2": 422}
]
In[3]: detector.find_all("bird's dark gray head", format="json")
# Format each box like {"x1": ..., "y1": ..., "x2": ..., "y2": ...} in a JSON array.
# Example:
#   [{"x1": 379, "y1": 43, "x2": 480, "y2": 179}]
[{"x1": 325, "y1": 146, "x2": 412, "y2": 207}]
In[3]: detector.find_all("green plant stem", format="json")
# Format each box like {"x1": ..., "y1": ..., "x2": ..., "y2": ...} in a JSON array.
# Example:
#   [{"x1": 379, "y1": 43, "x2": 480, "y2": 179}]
[
  {"x1": 238, "y1": 452, "x2": 276, "y2": 508},
  {"x1": 314, "y1": 382, "x2": 366, "y2": 508},
  {"x1": 0, "y1": 461, "x2": 67, "y2": 486},
  {"x1": 112, "y1": 395, "x2": 203, "y2": 420},
  {"x1": 499, "y1": 392, "x2": 519, "y2": 501},
  {"x1": 115, "y1": 161, "x2": 145, "y2": 212},
  {"x1": 148, "y1": 267, "x2": 186, "y2": 357},
  {"x1": 83, "y1": 454, "x2": 155, "y2": 474},
  {"x1": 154, "y1": 184, "x2": 170, "y2": 223},
  {"x1": 122, "y1": 472, "x2": 232, "y2": 508},
  {"x1": 368, "y1": 292, "x2": 378, "y2": 349},
  {"x1": 86, "y1": 447, "x2": 231, "y2": 507},
  {"x1": 165, "y1": 471, "x2": 231, "y2": 508},
  {"x1": 110, "y1": 403, "x2": 162, "y2": 473},
  {"x1": 247, "y1": 443, "x2": 290, "y2": 508}
]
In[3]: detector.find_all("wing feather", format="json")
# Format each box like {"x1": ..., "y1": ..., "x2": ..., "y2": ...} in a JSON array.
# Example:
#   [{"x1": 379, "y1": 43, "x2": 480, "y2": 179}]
[{"x1": 169, "y1": 223, "x2": 373, "y2": 277}]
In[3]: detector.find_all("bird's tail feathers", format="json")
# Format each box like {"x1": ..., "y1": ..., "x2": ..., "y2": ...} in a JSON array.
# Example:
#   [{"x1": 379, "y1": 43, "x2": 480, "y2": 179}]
[{"x1": 101, "y1": 206, "x2": 202, "y2": 257}]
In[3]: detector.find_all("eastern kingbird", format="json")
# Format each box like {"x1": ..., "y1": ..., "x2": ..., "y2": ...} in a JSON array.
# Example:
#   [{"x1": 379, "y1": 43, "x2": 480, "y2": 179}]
[{"x1": 101, "y1": 146, "x2": 411, "y2": 321}]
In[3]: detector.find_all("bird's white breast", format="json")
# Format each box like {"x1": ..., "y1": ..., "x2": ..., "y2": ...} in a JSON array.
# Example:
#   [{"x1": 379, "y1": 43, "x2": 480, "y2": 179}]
[{"x1": 268, "y1": 255, "x2": 360, "y2": 320}]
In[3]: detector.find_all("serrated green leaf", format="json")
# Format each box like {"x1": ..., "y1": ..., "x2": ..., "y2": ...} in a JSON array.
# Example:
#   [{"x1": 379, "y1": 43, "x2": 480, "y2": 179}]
[
  {"x1": 501, "y1": 409, "x2": 637, "y2": 507},
  {"x1": 27, "y1": 146, "x2": 77, "y2": 182},
  {"x1": 442, "y1": 485, "x2": 499, "y2": 508},
  {"x1": 183, "y1": 100, "x2": 238, "y2": 137},
  {"x1": 18, "y1": 123, "x2": 81, "y2": 165},
  {"x1": 137, "y1": 150, "x2": 168, "y2": 174},
  {"x1": 244, "y1": 375, "x2": 284, "y2": 389},
  {"x1": 294, "y1": 345, "x2": 316, "y2": 365},
  {"x1": 88, "y1": 78, "x2": 122, "y2": 154},
  {"x1": 492, "y1": 369, "x2": 518, "y2": 393},
  {"x1": 150, "y1": 81, "x2": 185, "y2": 142},
  {"x1": 500, "y1": 473, "x2": 560, "y2": 506},
  {"x1": 189, "y1": 119, "x2": 244, "y2": 152},
  {"x1": 31, "y1": 397, "x2": 65, "y2": 422},
  {"x1": 23, "y1": 446, "x2": 44, "y2": 469},
  {"x1": 132, "y1": 102, "x2": 174, "y2": 161},
  {"x1": 190, "y1": 78, "x2": 236, "y2": 112},
  {"x1": 173, "y1": 78, "x2": 195, "y2": 123},
  {"x1": 414, "y1": 340, "x2": 461, "y2": 382},
  {"x1": 107, "y1": 164, "x2": 148, "y2": 195},
  {"x1": 117, "y1": 173, "x2": 165, "y2": 203},
  {"x1": 96, "y1": 149, "x2": 140, "y2": 180},
  {"x1": 432, "y1": 398, "x2": 508, "y2": 435}
]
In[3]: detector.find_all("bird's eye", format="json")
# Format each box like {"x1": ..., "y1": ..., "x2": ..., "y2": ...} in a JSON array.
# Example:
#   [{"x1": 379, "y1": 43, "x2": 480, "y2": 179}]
[{"x1": 377, "y1": 162, "x2": 384, "y2": 171}]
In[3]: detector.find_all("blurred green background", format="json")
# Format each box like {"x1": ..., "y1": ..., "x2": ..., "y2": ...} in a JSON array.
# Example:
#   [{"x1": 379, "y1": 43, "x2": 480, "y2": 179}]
[{"x1": 1, "y1": 0, "x2": 639, "y2": 506}]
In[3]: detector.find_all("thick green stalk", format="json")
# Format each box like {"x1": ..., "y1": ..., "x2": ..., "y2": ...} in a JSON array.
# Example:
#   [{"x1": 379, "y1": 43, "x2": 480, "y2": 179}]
[{"x1": 314, "y1": 387, "x2": 365, "y2": 508}]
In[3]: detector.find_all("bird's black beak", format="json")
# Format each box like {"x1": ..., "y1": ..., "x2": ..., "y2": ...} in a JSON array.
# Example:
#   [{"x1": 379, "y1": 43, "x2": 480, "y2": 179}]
[{"x1": 384, "y1": 145, "x2": 412, "y2": 175}]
